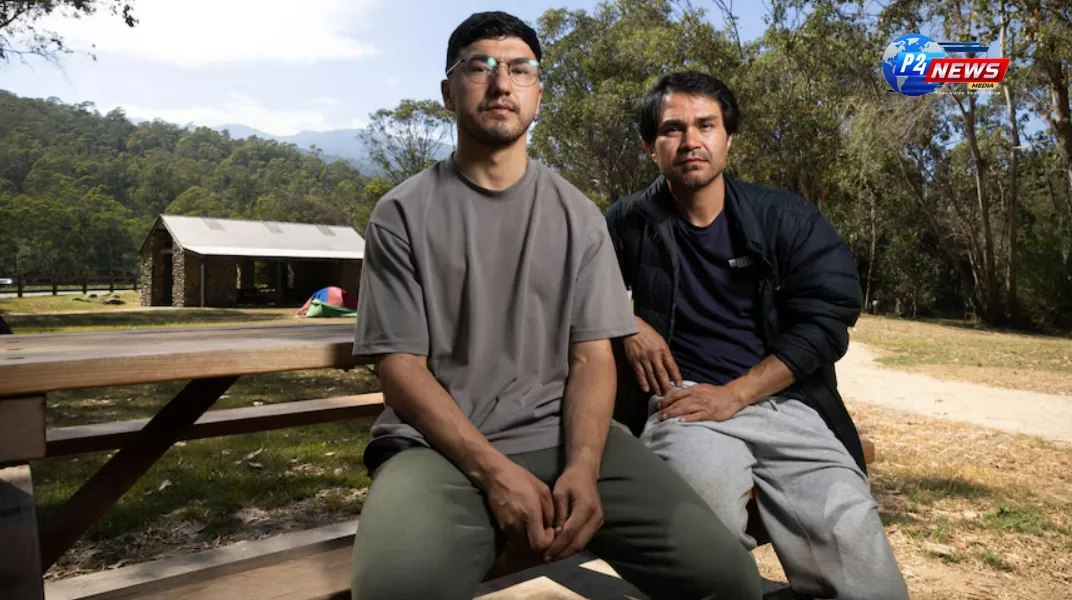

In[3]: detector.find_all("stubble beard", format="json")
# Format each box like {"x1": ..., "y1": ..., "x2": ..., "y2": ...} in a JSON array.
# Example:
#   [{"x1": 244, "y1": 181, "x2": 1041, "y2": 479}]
[
  {"x1": 671, "y1": 164, "x2": 723, "y2": 191},
  {"x1": 460, "y1": 111, "x2": 533, "y2": 148}
]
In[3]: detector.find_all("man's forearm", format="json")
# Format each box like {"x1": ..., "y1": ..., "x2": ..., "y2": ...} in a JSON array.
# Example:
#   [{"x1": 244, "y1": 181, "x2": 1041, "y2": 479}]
[
  {"x1": 562, "y1": 339, "x2": 617, "y2": 475},
  {"x1": 377, "y1": 353, "x2": 511, "y2": 490},
  {"x1": 725, "y1": 354, "x2": 796, "y2": 406}
]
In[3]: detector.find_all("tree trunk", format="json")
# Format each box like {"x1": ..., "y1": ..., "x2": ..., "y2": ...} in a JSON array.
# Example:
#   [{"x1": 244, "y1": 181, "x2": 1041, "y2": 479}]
[
  {"x1": 865, "y1": 188, "x2": 878, "y2": 311},
  {"x1": 1041, "y1": 56, "x2": 1072, "y2": 198},
  {"x1": 954, "y1": 91, "x2": 1000, "y2": 323},
  {"x1": 1002, "y1": 5, "x2": 1021, "y2": 323}
]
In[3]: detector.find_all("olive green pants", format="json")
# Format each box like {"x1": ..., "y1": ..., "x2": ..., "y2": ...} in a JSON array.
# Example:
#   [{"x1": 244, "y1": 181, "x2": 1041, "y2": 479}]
[{"x1": 350, "y1": 427, "x2": 761, "y2": 600}]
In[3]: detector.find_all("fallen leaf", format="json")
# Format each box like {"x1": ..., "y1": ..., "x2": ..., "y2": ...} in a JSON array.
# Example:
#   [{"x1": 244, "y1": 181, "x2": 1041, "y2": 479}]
[
  {"x1": 923, "y1": 542, "x2": 957, "y2": 557},
  {"x1": 221, "y1": 449, "x2": 232, "y2": 456},
  {"x1": 158, "y1": 479, "x2": 171, "y2": 492},
  {"x1": 324, "y1": 451, "x2": 336, "y2": 457},
  {"x1": 954, "y1": 540, "x2": 968, "y2": 550},
  {"x1": 333, "y1": 467, "x2": 344, "y2": 476},
  {"x1": 961, "y1": 510, "x2": 979, "y2": 520},
  {"x1": 247, "y1": 461, "x2": 263, "y2": 469},
  {"x1": 174, "y1": 441, "x2": 187, "y2": 447},
  {"x1": 253, "y1": 401, "x2": 264, "y2": 407},
  {"x1": 245, "y1": 448, "x2": 265, "y2": 460},
  {"x1": 234, "y1": 507, "x2": 268, "y2": 524}
]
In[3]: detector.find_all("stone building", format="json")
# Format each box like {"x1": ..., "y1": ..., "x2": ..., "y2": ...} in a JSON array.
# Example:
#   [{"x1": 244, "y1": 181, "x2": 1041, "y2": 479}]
[{"x1": 138, "y1": 215, "x2": 364, "y2": 308}]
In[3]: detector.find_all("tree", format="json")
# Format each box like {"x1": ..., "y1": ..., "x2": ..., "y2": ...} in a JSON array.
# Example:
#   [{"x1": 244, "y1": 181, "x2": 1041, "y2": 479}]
[
  {"x1": 533, "y1": 0, "x2": 739, "y2": 207},
  {"x1": 0, "y1": 0, "x2": 136, "y2": 64},
  {"x1": 359, "y1": 99, "x2": 454, "y2": 185}
]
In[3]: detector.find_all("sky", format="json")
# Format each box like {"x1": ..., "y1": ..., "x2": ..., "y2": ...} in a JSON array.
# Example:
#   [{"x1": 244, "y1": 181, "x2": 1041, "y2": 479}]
[{"x1": 0, "y1": 0, "x2": 771, "y2": 137}]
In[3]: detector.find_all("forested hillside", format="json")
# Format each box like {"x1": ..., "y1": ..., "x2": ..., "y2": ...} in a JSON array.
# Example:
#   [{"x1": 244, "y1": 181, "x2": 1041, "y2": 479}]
[{"x1": 0, "y1": 90, "x2": 383, "y2": 284}]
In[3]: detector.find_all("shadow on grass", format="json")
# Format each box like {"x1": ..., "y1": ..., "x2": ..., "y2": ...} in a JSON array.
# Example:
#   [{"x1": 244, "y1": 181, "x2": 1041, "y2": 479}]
[
  {"x1": 7, "y1": 308, "x2": 309, "y2": 333},
  {"x1": 884, "y1": 474, "x2": 995, "y2": 503}
]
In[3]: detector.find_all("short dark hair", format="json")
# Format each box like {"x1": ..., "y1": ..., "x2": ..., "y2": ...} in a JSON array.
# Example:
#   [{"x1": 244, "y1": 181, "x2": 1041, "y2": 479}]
[
  {"x1": 638, "y1": 71, "x2": 740, "y2": 146},
  {"x1": 446, "y1": 11, "x2": 542, "y2": 73}
]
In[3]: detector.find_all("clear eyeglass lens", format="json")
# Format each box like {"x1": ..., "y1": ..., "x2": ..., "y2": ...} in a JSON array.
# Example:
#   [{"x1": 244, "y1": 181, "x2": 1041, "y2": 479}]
[{"x1": 463, "y1": 57, "x2": 539, "y2": 86}]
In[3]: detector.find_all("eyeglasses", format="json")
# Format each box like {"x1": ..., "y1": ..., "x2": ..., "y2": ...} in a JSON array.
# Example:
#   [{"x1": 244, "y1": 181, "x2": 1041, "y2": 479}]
[{"x1": 446, "y1": 55, "x2": 541, "y2": 87}]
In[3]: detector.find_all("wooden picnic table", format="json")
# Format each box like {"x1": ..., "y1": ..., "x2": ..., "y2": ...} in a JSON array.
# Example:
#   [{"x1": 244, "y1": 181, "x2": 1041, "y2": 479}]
[{"x1": 0, "y1": 323, "x2": 374, "y2": 600}]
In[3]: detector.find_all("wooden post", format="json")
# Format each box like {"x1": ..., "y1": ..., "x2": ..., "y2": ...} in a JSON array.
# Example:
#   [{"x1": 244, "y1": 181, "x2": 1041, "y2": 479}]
[
  {"x1": 0, "y1": 465, "x2": 45, "y2": 600},
  {"x1": 109, "y1": 276, "x2": 115, "y2": 293},
  {"x1": 17, "y1": 276, "x2": 23, "y2": 298},
  {"x1": 0, "y1": 396, "x2": 46, "y2": 464},
  {"x1": 200, "y1": 261, "x2": 206, "y2": 307},
  {"x1": 82, "y1": 278, "x2": 88, "y2": 295},
  {"x1": 39, "y1": 376, "x2": 237, "y2": 570},
  {"x1": 51, "y1": 277, "x2": 58, "y2": 296}
]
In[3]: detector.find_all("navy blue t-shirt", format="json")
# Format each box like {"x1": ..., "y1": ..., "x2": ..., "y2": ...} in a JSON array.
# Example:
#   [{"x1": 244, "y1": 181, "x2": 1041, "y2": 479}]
[{"x1": 669, "y1": 210, "x2": 766, "y2": 386}]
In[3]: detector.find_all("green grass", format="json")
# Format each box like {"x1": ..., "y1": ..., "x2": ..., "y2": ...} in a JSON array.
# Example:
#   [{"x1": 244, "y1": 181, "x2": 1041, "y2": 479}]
[
  {"x1": 979, "y1": 504, "x2": 1068, "y2": 536},
  {"x1": 0, "y1": 291, "x2": 142, "y2": 315},
  {"x1": 980, "y1": 550, "x2": 1016, "y2": 572},
  {"x1": 35, "y1": 368, "x2": 381, "y2": 574}
]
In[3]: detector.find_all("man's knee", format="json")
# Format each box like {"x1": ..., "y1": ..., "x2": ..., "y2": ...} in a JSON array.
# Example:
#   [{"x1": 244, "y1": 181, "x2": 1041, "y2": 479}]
[{"x1": 642, "y1": 421, "x2": 753, "y2": 540}]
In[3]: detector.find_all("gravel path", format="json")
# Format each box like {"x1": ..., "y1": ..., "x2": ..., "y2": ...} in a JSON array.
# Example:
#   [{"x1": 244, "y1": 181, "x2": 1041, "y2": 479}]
[{"x1": 839, "y1": 342, "x2": 1072, "y2": 444}]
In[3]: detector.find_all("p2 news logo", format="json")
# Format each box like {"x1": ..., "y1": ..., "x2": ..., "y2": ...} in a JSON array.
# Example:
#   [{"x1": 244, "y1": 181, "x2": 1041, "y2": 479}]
[{"x1": 881, "y1": 33, "x2": 1010, "y2": 97}]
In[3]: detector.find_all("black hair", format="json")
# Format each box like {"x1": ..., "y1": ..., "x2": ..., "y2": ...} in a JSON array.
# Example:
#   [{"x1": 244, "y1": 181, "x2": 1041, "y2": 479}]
[
  {"x1": 445, "y1": 11, "x2": 542, "y2": 73},
  {"x1": 638, "y1": 71, "x2": 740, "y2": 146}
]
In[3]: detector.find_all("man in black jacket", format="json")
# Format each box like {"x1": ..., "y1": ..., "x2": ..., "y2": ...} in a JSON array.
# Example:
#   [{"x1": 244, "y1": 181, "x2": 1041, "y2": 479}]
[{"x1": 605, "y1": 71, "x2": 908, "y2": 600}]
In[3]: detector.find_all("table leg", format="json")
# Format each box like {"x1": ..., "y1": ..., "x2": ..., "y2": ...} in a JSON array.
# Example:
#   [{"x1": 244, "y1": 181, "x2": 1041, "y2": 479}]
[
  {"x1": 0, "y1": 464, "x2": 44, "y2": 600},
  {"x1": 39, "y1": 376, "x2": 238, "y2": 572}
]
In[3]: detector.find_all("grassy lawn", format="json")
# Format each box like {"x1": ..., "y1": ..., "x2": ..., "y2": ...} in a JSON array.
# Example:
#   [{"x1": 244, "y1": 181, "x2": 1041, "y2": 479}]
[
  {"x1": 851, "y1": 315, "x2": 1072, "y2": 396},
  {"x1": 37, "y1": 368, "x2": 381, "y2": 580},
  {"x1": 2, "y1": 294, "x2": 310, "y2": 333},
  {"x1": 0, "y1": 291, "x2": 142, "y2": 314}
]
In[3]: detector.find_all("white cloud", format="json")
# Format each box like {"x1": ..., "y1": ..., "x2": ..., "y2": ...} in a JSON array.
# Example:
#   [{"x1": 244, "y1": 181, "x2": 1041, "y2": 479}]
[
  {"x1": 115, "y1": 93, "x2": 339, "y2": 136},
  {"x1": 316, "y1": 96, "x2": 343, "y2": 106},
  {"x1": 40, "y1": 0, "x2": 379, "y2": 68},
  {"x1": 347, "y1": 118, "x2": 369, "y2": 130}
]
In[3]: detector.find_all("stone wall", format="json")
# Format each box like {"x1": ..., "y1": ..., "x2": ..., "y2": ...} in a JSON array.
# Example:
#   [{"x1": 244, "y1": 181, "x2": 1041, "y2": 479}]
[
  {"x1": 139, "y1": 229, "x2": 173, "y2": 306},
  {"x1": 204, "y1": 257, "x2": 238, "y2": 306},
  {"x1": 175, "y1": 248, "x2": 197, "y2": 308}
]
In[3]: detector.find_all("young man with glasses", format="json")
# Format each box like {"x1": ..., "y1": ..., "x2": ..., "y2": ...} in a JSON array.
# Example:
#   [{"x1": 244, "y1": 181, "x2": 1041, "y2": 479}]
[{"x1": 349, "y1": 11, "x2": 761, "y2": 600}]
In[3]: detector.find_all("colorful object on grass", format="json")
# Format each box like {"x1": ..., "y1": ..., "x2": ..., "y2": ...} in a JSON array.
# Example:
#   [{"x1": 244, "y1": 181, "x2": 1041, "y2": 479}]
[{"x1": 297, "y1": 286, "x2": 357, "y2": 318}]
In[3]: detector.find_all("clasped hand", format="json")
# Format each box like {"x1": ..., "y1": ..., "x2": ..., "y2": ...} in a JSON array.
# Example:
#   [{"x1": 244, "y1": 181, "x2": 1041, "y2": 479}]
[{"x1": 485, "y1": 460, "x2": 603, "y2": 563}]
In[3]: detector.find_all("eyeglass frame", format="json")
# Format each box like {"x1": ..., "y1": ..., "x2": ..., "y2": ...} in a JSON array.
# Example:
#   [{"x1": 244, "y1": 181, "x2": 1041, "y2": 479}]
[{"x1": 445, "y1": 54, "x2": 542, "y2": 87}]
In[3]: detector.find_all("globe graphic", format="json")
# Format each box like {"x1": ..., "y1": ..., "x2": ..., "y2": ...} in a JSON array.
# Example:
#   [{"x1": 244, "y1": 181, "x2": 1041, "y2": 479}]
[{"x1": 881, "y1": 34, "x2": 946, "y2": 97}]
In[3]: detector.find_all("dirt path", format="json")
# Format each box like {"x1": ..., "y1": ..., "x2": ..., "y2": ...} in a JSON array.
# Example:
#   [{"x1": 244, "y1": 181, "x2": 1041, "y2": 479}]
[{"x1": 839, "y1": 343, "x2": 1072, "y2": 444}]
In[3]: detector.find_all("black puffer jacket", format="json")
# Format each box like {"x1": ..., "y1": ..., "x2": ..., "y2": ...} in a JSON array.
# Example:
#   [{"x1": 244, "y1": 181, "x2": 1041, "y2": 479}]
[{"x1": 605, "y1": 174, "x2": 868, "y2": 472}]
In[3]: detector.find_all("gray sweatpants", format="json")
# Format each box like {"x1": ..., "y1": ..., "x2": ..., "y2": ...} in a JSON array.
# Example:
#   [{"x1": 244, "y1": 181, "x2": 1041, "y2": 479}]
[{"x1": 640, "y1": 383, "x2": 909, "y2": 600}]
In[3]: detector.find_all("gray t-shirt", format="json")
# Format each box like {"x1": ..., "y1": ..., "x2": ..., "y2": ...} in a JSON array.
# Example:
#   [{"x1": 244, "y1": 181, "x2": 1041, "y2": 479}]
[{"x1": 353, "y1": 156, "x2": 637, "y2": 458}]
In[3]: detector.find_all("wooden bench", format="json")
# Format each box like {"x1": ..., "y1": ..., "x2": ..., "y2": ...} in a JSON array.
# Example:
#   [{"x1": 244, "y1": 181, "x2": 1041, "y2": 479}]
[
  {"x1": 2, "y1": 324, "x2": 878, "y2": 600},
  {"x1": 42, "y1": 391, "x2": 876, "y2": 598}
]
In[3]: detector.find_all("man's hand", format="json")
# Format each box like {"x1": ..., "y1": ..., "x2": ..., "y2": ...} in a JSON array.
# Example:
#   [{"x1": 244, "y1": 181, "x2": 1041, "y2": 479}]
[
  {"x1": 623, "y1": 317, "x2": 682, "y2": 396},
  {"x1": 484, "y1": 460, "x2": 556, "y2": 553},
  {"x1": 544, "y1": 464, "x2": 604, "y2": 562},
  {"x1": 658, "y1": 383, "x2": 746, "y2": 423}
]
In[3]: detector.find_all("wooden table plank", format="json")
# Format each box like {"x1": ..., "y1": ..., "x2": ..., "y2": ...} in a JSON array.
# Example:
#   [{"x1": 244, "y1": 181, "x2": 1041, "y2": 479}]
[
  {"x1": 0, "y1": 324, "x2": 369, "y2": 396},
  {"x1": 46, "y1": 394, "x2": 387, "y2": 458}
]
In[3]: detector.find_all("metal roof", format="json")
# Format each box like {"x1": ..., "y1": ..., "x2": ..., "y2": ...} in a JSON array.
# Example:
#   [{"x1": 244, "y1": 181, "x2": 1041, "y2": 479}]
[{"x1": 157, "y1": 215, "x2": 364, "y2": 260}]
